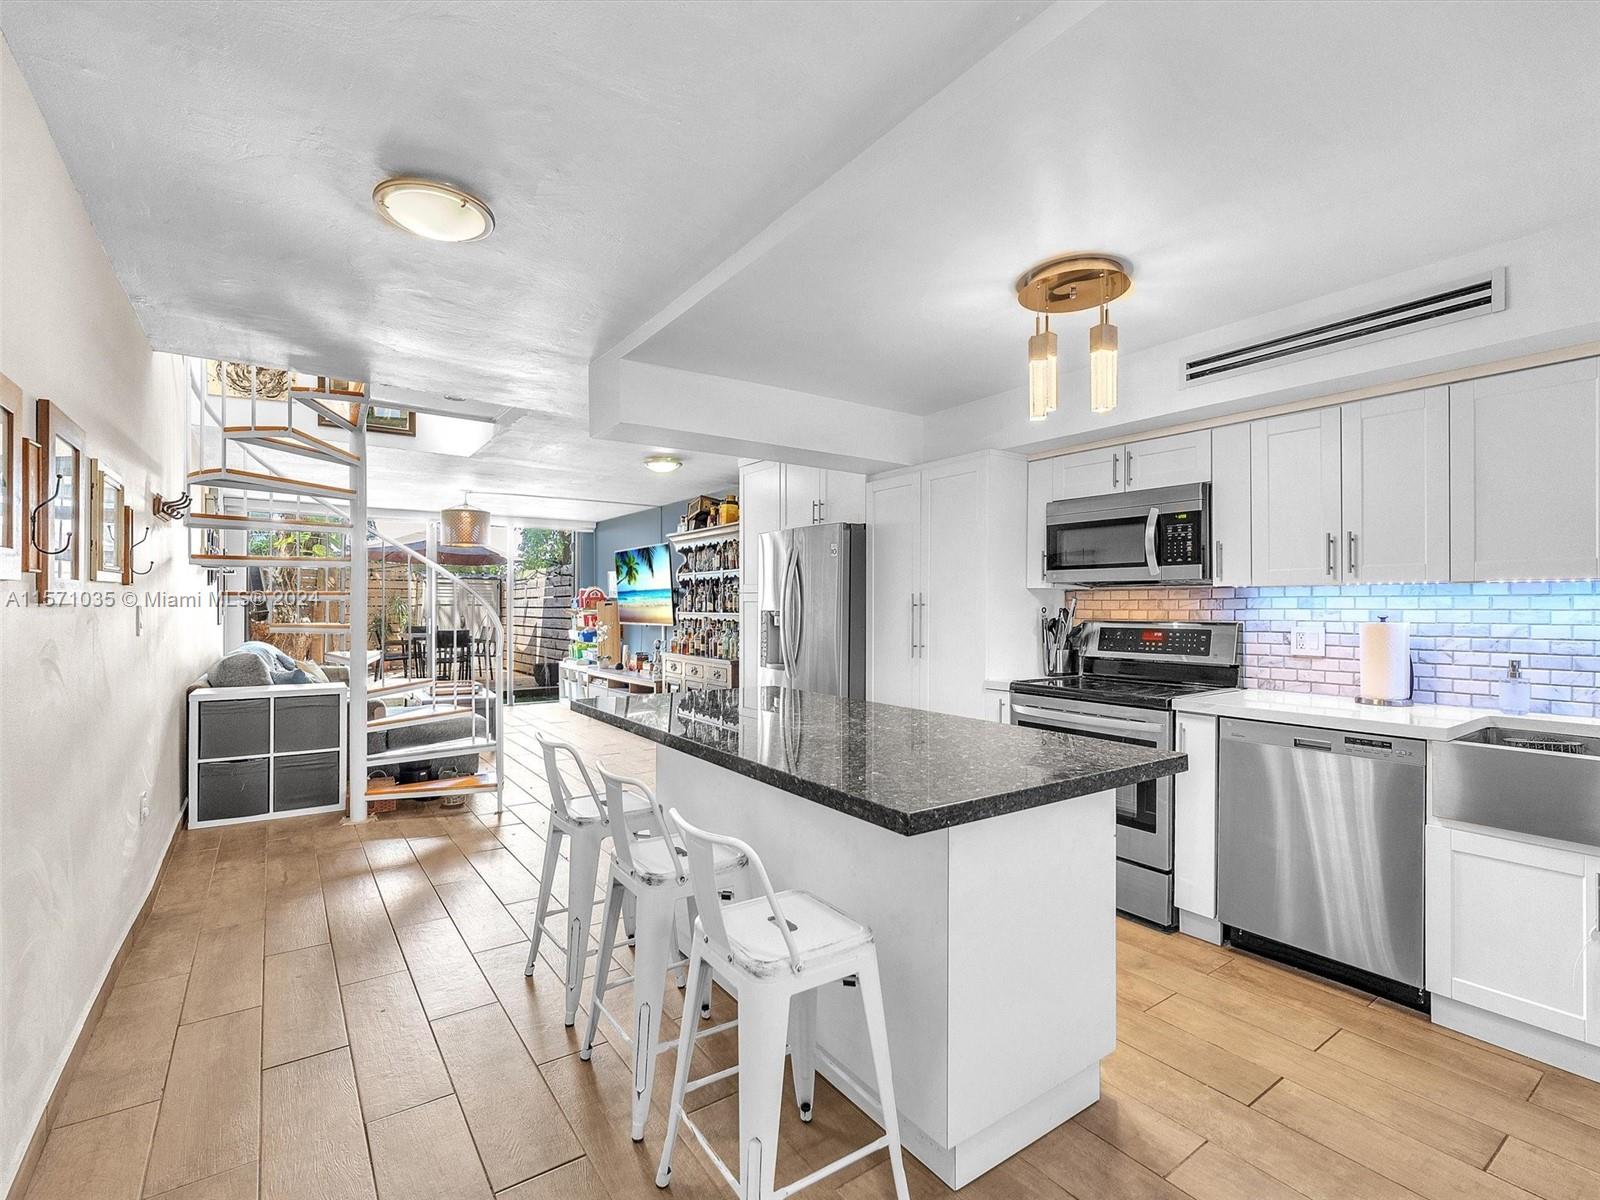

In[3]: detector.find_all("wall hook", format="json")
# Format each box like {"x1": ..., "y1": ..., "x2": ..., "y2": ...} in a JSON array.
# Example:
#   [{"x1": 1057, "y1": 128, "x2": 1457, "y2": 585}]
[
  {"x1": 29, "y1": 473, "x2": 73, "y2": 556},
  {"x1": 131, "y1": 525, "x2": 155, "y2": 576},
  {"x1": 153, "y1": 492, "x2": 192, "y2": 522}
]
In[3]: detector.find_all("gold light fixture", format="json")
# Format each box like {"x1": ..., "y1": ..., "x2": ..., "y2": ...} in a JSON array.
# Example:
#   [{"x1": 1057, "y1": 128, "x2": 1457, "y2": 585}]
[
  {"x1": 373, "y1": 176, "x2": 494, "y2": 242},
  {"x1": 440, "y1": 496, "x2": 490, "y2": 546},
  {"x1": 1016, "y1": 254, "x2": 1131, "y2": 418}
]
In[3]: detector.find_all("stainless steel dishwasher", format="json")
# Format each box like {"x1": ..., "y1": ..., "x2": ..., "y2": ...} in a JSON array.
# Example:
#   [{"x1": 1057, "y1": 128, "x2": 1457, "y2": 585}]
[{"x1": 1218, "y1": 717, "x2": 1428, "y2": 1006}]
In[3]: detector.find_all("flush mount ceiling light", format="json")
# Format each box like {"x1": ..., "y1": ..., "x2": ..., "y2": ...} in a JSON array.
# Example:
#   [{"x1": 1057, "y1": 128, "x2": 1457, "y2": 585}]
[
  {"x1": 373, "y1": 176, "x2": 494, "y2": 242},
  {"x1": 1016, "y1": 255, "x2": 1131, "y2": 417},
  {"x1": 643, "y1": 454, "x2": 683, "y2": 474}
]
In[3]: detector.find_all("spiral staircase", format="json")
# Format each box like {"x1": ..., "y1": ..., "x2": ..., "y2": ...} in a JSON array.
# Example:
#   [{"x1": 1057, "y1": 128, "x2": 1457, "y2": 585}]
[{"x1": 187, "y1": 368, "x2": 505, "y2": 820}]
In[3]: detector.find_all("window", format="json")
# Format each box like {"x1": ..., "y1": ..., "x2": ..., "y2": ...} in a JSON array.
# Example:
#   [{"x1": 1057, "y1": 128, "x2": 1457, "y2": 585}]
[
  {"x1": 90, "y1": 459, "x2": 126, "y2": 583},
  {"x1": 35, "y1": 398, "x2": 87, "y2": 596}
]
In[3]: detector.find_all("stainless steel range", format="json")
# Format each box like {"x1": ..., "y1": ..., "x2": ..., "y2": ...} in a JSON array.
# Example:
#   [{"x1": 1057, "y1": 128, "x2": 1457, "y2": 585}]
[{"x1": 1009, "y1": 620, "x2": 1242, "y2": 927}]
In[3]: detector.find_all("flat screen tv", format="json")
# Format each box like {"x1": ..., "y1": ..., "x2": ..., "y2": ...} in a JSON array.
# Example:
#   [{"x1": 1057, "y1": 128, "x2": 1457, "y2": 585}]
[{"x1": 614, "y1": 543, "x2": 675, "y2": 625}]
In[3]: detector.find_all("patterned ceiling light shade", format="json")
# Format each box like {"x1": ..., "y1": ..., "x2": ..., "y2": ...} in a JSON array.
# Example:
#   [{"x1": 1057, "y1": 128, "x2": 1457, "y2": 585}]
[{"x1": 440, "y1": 499, "x2": 490, "y2": 546}]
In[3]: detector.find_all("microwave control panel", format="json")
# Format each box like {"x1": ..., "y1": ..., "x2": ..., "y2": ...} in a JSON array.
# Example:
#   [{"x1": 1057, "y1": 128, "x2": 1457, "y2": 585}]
[{"x1": 1157, "y1": 511, "x2": 1202, "y2": 565}]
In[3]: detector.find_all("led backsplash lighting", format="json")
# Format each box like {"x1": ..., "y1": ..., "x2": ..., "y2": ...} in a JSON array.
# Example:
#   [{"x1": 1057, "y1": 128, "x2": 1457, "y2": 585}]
[{"x1": 1067, "y1": 581, "x2": 1600, "y2": 717}]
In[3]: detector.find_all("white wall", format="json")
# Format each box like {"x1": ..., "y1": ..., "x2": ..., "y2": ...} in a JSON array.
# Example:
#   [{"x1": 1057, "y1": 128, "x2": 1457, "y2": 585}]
[{"x1": 0, "y1": 40, "x2": 215, "y2": 1191}]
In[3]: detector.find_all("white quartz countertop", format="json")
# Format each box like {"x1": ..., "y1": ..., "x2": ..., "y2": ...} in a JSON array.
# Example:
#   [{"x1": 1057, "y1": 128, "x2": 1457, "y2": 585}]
[{"x1": 1171, "y1": 688, "x2": 1600, "y2": 741}]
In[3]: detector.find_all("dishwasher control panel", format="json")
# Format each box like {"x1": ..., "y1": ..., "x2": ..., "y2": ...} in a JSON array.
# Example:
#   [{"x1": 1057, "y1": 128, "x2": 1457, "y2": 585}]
[{"x1": 1343, "y1": 735, "x2": 1418, "y2": 761}]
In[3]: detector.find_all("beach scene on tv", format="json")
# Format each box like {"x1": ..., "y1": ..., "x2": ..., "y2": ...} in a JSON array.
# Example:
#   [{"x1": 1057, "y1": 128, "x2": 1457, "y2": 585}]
[{"x1": 615, "y1": 543, "x2": 675, "y2": 625}]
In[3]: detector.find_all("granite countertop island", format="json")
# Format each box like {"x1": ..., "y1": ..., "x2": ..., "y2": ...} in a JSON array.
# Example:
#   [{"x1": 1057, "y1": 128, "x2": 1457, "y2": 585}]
[
  {"x1": 572, "y1": 684, "x2": 1183, "y2": 1189},
  {"x1": 574, "y1": 686, "x2": 1186, "y2": 835}
]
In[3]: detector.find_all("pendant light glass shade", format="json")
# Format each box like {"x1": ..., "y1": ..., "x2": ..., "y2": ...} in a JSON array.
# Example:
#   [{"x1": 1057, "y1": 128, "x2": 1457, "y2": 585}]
[
  {"x1": 1028, "y1": 317, "x2": 1058, "y2": 421},
  {"x1": 1089, "y1": 309, "x2": 1118, "y2": 415},
  {"x1": 441, "y1": 499, "x2": 490, "y2": 546}
]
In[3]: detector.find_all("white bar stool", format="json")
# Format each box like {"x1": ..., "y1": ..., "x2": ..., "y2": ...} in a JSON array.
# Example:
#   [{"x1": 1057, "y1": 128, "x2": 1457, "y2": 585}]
[
  {"x1": 522, "y1": 733, "x2": 655, "y2": 1025},
  {"x1": 581, "y1": 765, "x2": 747, "y2": 1140},
  {"x1": 655, "y1": 810, "x2": 911, "y2": 1200}
]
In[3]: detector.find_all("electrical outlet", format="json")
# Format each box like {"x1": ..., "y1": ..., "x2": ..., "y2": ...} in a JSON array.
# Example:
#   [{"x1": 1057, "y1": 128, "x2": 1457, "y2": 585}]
[{"x1": 1291, "y1": 622, "x2": 1325, "y2": 657}]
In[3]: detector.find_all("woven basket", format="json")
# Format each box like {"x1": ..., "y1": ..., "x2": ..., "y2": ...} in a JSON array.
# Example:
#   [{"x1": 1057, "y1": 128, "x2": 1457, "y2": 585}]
[{"x1": 366, "y1": 774, "x2": 399, "y2": 815}]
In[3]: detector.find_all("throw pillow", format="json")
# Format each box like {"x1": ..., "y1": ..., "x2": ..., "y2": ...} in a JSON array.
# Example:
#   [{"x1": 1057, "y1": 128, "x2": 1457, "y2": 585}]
[
  {"x1": 297, "y1": 659, "x2": 330, "y2": 683},
  {"x1": 209, "y1": 650, "x2": 272, "y2": 688}
]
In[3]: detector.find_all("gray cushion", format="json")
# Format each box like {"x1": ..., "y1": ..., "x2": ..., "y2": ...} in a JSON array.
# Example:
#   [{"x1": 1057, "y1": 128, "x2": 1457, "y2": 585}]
[{"x1": 209, "y1": 651, "x2": 272, "y2": 688}]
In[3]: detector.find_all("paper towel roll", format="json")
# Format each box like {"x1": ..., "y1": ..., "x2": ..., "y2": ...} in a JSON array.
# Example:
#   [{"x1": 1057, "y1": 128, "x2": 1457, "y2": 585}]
[{"x1": 1360, "y1": 620, "x2": 1412, "y2": 702}]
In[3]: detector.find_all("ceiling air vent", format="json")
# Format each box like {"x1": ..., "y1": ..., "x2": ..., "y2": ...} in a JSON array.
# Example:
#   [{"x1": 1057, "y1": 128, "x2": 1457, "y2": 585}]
[{"x1": 1181, "y1": 269, "x2": 1505, "y2": 386}]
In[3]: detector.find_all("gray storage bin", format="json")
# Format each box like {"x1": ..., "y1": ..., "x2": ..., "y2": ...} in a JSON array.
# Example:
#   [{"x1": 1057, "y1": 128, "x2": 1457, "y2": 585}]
[
  {"x1": 196, "y1": 758, "x2": 270, "y2": 823},
  {"x1": 198, "y1": 698, "x2": 270, "y2": 759},
  {"x1": 275, "y1": 692, "x2": 341, "y2": 752},
  {"x1": 273, "y1": 751, "x2": 341, "y2": 812}
]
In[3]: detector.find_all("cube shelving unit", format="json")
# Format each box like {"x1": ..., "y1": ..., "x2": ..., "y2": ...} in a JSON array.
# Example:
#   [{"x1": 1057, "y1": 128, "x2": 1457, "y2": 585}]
[{"x1": 187, "y1": 682, "x2": 348, "y2": 827}]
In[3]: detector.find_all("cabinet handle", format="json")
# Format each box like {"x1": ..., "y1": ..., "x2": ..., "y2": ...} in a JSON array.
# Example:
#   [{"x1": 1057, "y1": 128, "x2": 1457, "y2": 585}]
[
  {"x1": 1112, "y1": 453, "x2": 1119, "y2": 489},
  {"x1": 909, "y1": 594, "x2": 917, "y2": 659},
  {"x1": 1125, "y1": 448, "x2": 1133, "y2": 488},
  {"x1": 1348, "y1": 531, "x2": 1358, "y2": 576},
  {"x1": 1215, "y1": 540, "x2": 1223, "y2": 582},
  {"x1": 1326, "y1": 533, "x2": 1337, "y2": 576},
  {"x1": 1040, "y1": 549, "x2": 1047, "y2": 580},
  {"x1": 818, "y1": 498, "x2": 825, "y2": 523}
]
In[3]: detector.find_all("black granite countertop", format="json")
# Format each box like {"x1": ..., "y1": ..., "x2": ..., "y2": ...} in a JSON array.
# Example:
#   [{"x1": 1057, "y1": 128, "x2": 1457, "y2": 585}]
[{"x1": 573, "y1": 687, "x2": 1187, "y2": 836}]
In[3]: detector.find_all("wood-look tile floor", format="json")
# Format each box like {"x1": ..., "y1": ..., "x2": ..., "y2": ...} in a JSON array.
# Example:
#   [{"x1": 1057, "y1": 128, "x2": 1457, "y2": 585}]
[{"x1": 25, "y1": 700, "x2": 1600, "y2": 1199}]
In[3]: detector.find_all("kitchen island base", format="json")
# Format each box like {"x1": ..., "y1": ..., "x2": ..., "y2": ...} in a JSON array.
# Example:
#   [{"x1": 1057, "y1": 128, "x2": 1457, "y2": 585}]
[{"x1": 658, "y1": 747, "x2": 1117, "y2": 1189}]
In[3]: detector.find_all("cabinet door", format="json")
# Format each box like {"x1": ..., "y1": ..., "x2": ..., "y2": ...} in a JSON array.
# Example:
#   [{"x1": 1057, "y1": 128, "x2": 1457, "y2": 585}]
[
  {"x1": 1054, "y1": 447, "x2": 1123, "y2": 498},
  {"x1": 820, "y1": 470, "x2": 867, "y2": 524},
  {"x1": 1342, "y1": 388, "x2": 1450, "y2": 582},
  {"x1": 1250, "y1": 409, "x2": 1343, "y2": 586},
  {"x1": 1210, "y1": 424, "x2": 1252, "y2": 586},
  {"x1": 1124, "y1": 430, "x2": 1212, "y2": 493},
  {"x1": 867, "y1": 475, "x2": 922, "y2": 708},
  {"x1": 739, "y1": 593, "x2": 759, "y2": 684},
  {"x1": 781, "y1": 465, "x2": 822, "y2": 528},
  {"x1": 1173, "y1": 714, "x2": 1218, "y2": 919},
  {"x1": 1450, "y1": 358, "x2": 1600, "y2": 582},
  {"x1": 1428, "y1": 826, "x2": 1600, "y2": 1044},
  {"x1": 921, "y1": 462, "x2": 986, "y2": 718},
  {"x1": 1025, "y1": 458, "x2": 1053, "y2": 588},
  {"x1": 740, "y1": 461, "x2": 783, "y2": 584}
]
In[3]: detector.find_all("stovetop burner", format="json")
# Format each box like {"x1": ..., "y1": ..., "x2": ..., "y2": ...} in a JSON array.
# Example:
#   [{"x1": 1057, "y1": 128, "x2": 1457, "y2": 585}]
[
  {"x1": 1009, "y1": 674, "x2": 1231, "y2": 710},
  {"x1": 1012, "y1": 619, "x2": 1244, "y2": 710}
]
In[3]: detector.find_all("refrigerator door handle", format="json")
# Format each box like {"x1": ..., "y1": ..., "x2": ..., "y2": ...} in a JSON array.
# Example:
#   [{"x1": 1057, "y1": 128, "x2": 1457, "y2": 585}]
[
  {"x1": 782, "y1": 547, "x2": 801, "y2": 674},
  {"x1": 792, "y1": 556, "x2": 805, "y2": 668}
]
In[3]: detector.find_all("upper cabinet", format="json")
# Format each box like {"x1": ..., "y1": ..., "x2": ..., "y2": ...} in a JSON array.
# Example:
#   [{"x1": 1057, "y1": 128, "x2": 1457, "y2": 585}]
[
  {"x1": 1053, "y1": 446, "x2": 1122, "y2": 499},
  {"x1": 1123, "y1": 431, "x2": 1212, "y2": 493},
  {"x1": 740, "y1": 461, "x2": 869, "y2": 587},
  {"x1": 1341, "y1": 388, "x2": 1450, "y2": 582},
  {"x1": 1450, "y1": 358, "x2": 1600, "y2": 582},
  {"x1": 1250, "y1": 409, "x2": 1344, "y2": 586},
  {"x1": 1209, "y1": 424, "x2": 1252, "y2": 586}
]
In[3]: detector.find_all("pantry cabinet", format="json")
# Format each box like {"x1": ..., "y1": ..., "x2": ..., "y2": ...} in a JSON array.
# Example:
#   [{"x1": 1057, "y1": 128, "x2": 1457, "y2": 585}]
[
  {"x1": 1449, "y1": 357, "x2": 1600, "y2": 582},
  {"x1": 1173, "y1": 713, "x2": 1219, "y2": 921},
  {"x1": 868, "y1": 452, "x2": 1035, "y2": 719},
  {"x1": 1426, "y1": 824, "x2": 1600, "y2": 1047}
]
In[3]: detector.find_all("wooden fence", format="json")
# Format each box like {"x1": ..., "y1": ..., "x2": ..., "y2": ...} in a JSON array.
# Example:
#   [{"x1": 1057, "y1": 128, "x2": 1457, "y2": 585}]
[{"x1": 512, "y1": 566, "x2": 574, "y2": 689}]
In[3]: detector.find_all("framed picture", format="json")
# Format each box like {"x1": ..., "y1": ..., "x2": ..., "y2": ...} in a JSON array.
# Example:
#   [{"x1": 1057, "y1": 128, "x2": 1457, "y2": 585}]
[
  {"x1": 0, "y1": 371, "x2": 20, "y2": 580},
  {"x1": 317, "y1": 402, "x2": 415, "y2": 436},
  {"x1": 88, "y1": 458, "x2": 127, "y2": 583},
  {"x1": 121, "y1": 505, "x2": 135, "y2": 586},
  {"x1": 206, "y1": 361, "x2": 289, "y2": 400},
  {"x1": 21, "y1": 437, "x2": 42, "y2": 577},
  {"x1": 35, "y1": 397, "x2": 87, "y2": 601}
]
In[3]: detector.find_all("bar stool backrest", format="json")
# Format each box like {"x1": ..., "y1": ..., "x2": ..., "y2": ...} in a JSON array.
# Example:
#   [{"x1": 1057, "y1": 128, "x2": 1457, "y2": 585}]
[
  {"x1": 668, "y1": 808, "x2": 803, "y2": 974},
  {"x1": 535, "y1": 732, "x2": 601, "y2": 824},
  {"x1": 596, "y1": 763, "x2": 674, "y2": 880}
]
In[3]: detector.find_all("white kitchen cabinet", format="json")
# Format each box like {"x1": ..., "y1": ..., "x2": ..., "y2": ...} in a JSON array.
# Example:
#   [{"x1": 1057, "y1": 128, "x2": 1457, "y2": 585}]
[
  {"x1": 739, "y1": 593, "x2": 760, "y2": 684},
  {"x1": 1426, "y1": 824, "x2": 1600, "y2": 1046},
  {"x1": 766, "y1": 462, "x2": 869, "y2": 530},
  {"x1": 820, "y1": 470, "x2": 867, "y2": 524},
  {"x1": 739, "y1": 460, "x2": 783, "y2": 591},
  {"x1": 1449, "y1": 357, "x2": 1600, "y2": 582},
  {"x1": 781, "y1": 464, "x2": 823, "y2": 530},
  {"x1": 1122, "y1": 430, "x2": 1212, "y2": 493},
  {"x1": 868, "y1": 452, "x2": 1035, "y2": 719},
  {"x1": 1053, "y1": 446, "x2": 1122, "y2": 499},
  {"x1": 1173, "y1": 713, "x2": 1218, "y2": 921},
  {"x1": 867, "y1": 473, "x2": 923, "y2": 711},
  {"x1": 1209, "y1": 423, "x2": 1252, "y2": 586},
  {"x1": 1024, "y1": 458, "x2": 1053, "y2": 589},
  {"x1": 985, "y1": 687, "x2": 1011, "y2": 724},
  {"x1": 1250, "y1": 408, "x2": 1344, "y2": 586},
  {"x1": 1341, "y1": 387, "x2": 1450, "y2": 582}
]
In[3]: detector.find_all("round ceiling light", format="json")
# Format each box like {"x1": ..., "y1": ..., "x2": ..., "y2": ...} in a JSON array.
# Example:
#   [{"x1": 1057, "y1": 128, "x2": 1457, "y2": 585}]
[
  {"x1": 372, "y1": 177, "x2": 494, "y2": 242},
  {"x1": 643, "y1": 454, "x2": 683, "y2": 474}
]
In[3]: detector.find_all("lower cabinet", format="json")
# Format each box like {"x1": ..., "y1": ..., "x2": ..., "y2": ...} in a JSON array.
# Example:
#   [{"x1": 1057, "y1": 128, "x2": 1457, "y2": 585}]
[
  {"x1": 1173, "y1": 713, "x2": 1218, "y2": 920},
  {"x1": 983, "y1": 685, "x2": 1010, "y2": 725},
  {"x1": 1426, "y1": 824, "x2": 1600, "y2": 1046}
]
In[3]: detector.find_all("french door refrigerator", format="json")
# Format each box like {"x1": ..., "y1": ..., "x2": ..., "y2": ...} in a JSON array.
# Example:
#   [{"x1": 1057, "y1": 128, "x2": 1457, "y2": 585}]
[{"x1": 756, "y1": 523, "x2": 867, "y2": 698}]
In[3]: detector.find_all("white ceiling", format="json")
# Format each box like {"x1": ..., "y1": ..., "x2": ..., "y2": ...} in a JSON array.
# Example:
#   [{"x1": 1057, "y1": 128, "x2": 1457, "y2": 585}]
[
  {"x1": 626, "y1": 0, "x2": 1600, "y2": 413},
  {"x1": 0, "y1": 0, "x2": 1048, "y2": 517}
]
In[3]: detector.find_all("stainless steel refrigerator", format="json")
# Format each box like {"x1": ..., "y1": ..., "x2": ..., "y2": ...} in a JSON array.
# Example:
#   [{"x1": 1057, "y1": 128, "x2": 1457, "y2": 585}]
[{"x1": 757, "y1": 523, "x2": 867, "y2": 697}]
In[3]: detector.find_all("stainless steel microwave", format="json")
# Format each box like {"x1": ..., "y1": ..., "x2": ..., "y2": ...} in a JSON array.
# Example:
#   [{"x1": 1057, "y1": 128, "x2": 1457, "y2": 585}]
[{"x1": 1044, "y1": 483, "x2": 1211, "y2": 587}]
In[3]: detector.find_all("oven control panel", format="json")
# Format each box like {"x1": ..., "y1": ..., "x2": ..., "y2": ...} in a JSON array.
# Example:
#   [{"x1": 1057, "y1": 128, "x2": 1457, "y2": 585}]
[{"x1": 1097, "y1": 626, "x2": 1213, "y2": 656}]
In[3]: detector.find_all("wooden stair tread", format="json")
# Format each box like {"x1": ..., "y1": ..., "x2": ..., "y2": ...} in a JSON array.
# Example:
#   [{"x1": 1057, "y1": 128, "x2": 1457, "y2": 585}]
[
  {"x1": 365, "y1": 771, "x2": 498, "y2": 797},
  {"x1": 188, "y1": 467, "x2": 356, "y2": 498},
  {"x1": 224, "y1": 425, "x2": 361, "y2": 466},
  {"x1": 367, "y1": 737, "x2": 497, "y2": 766},
  {"x1": 186, "y1": 512, "x2": 353, "y2": 532},
  {"x1": 263, "y1": 622, "x2": 349, "y2": 632}
]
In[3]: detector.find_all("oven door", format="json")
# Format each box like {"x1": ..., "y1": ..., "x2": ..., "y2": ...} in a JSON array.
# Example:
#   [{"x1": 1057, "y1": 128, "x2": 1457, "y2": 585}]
[{"x1": 1008, "y1": 695, "x2": 1174, "y2": 870}]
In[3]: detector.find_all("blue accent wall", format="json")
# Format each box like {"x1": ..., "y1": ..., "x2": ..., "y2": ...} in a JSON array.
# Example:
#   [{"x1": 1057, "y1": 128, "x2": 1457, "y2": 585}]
[{"x1": 582, "y1": 486, "x2": 735, "y2": 660}]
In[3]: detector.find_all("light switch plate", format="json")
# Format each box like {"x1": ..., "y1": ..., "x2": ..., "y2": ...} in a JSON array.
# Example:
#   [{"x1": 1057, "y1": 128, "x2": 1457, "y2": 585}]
[{"x1": 1291, "y1": 622, "x2": 1325, "y2": 657}]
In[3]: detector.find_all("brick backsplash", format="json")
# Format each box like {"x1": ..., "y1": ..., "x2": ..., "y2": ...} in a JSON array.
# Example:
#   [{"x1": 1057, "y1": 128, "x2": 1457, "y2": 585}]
[{"x1": 1063, "y1": 582, "x2": 1600, "y2": 717}]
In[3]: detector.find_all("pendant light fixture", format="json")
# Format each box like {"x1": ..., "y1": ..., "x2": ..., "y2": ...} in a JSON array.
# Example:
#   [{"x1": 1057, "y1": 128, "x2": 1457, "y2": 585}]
[
  {"x1": 1027, "y1": 314, "x2": 1058, "y2": 420},
  {"x1": 1016, "y1": 255, "x2": 1131, "y2": 418},
  {"x1": 440, "y1": 495, "x2": 490, "y2": 546}
]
